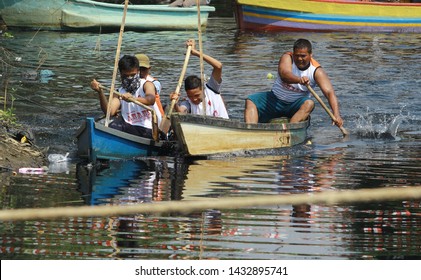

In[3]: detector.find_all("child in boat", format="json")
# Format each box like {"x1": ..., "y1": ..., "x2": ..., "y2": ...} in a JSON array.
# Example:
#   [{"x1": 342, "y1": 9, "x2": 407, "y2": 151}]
[
  {"x1": 90, "y1": 55, "x2": 161, "y2": 139},
  {"x1": 170, "y1": 39, "x2": 229, "y2": 119},
  {"x1": 135, "y1": 53, "x2": 165, "y2": 118}
]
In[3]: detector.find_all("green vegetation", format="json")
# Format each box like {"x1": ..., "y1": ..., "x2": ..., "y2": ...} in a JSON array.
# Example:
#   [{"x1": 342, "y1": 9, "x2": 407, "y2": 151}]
[
  {"x1": 3, "y1": 32, "x2": 14, "y2": 39},
  {"x1": 1, "y1": 44, "x2": 19, "y2": 128},
  {"x1": 1, "y1": 83, "x2": 18, "y2": 128},
  {"x1": 0, "y1": 107, "x2": 18, "y2": 127}
]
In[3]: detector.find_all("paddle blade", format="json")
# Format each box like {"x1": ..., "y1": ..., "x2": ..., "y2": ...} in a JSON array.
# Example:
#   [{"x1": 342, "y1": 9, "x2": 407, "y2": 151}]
[
  {"x1": 160, "y1": 117, "x2": 172, "y2": 134},
  {"x1": 159, "y1": 99, "x2": 176, "y2": 134},
  {"x1": 339, "y1": 126, "x2": 349, "y2": 136}
]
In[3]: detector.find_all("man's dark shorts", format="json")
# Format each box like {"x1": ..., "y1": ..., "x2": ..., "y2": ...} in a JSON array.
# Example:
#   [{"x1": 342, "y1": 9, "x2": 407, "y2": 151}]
[{"x1": 247, "y1": 91, "x2": 311, "y2": 123}]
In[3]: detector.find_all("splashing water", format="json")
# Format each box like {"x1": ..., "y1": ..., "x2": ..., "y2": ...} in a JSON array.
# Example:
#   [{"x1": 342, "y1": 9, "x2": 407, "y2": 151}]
[{"x1": 354, "y1": 111, "x2": 408, "y2": 140}]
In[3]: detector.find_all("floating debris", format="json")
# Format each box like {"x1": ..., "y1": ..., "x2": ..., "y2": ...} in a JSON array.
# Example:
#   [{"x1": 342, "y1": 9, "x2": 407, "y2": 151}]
[{"x1": 18, "y1": 166, "x2": 48, "y2": 174}]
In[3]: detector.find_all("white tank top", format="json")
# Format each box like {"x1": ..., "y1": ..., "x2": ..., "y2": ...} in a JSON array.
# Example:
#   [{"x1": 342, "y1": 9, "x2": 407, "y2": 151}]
[
  {"x1": 272, "y1": 54, "x2": 320, "y2": 103},
  {"x1": 187, "y1": 88, "x2": 229, "y2": 119},
  {"x1": 181, "y1": 76, "x2": 229, "y2": 119},
  {"x1": 120, "y1": 79, "x2": 154, "y2": 129}
]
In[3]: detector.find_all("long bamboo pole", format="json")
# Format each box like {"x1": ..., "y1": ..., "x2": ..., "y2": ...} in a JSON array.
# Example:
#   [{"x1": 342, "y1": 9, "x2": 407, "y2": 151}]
[
  {"x1": 105, "y1": 0, "x2": 129, "y2": 127},
  {"x1": 158, "y1": 46, "x2": 192, "y2": 134},
  {"x1": 0, "y1": 186, "x2": 420, "y2": 221},
  {"x1": 197, "y1": 0, "x2": 206, "y2": 115}
]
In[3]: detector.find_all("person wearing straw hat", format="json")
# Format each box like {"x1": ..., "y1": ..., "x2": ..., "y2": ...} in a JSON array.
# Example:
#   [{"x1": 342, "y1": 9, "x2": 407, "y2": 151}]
[
  {"x1": 170, "y1": 39, "x2": 229, "y2": 119},
  {"x1": 135, "y1": 53, "x2": 165, "y2": 117}
]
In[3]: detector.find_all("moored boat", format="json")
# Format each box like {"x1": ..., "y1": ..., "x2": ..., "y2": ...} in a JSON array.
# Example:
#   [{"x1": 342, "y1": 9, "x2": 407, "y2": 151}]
[
  {"x1": 76, "y1": 117, "x2": 175, "y2": 162},
  {"x1": 0, "y1": 0, "x2": 215, "y2": 31},
  {"x1": 234, "y1": 0, "x2": 421, "y2": 33},
  {"x1": 171, "y1": 113, "x2": 309, "y2": 156}
]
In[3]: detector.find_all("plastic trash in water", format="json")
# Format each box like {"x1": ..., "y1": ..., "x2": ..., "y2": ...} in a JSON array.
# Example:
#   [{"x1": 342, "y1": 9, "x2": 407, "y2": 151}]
[
  {"x1": 48, "y1": 161, "x2": 70, "y2": 174},
  {"x1": 48, "y1": 152, "x2": 69, "y2": 163},
  {"x1": 39, "y1": 69, "x2": 55, "y2": 83},
  {"x1": 18, "y1": 167, "x2": 48, "y2": 174},
  {"x1": 40, "y1": 69, "x2": 54, "y2": 77},
  {"x1": 48, "y1": 153, "x2": 70, "y2": 174}
]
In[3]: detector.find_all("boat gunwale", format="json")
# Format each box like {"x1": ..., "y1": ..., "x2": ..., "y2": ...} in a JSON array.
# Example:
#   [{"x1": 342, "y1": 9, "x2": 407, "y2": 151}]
[{"x1": 171, "y1": 113, "x2": 309, "y2": 131}]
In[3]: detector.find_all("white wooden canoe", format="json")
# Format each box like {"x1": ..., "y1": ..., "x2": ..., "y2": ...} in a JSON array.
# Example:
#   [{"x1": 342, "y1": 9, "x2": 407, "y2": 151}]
[{"x1": 171, "y1": 113, "x2": 309, "y2": 156}]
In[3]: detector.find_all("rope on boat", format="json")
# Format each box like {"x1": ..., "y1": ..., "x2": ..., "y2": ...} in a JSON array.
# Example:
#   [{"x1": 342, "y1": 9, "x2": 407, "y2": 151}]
[{"x1": 0, "y1": 186, "x2": 421, "y2": 221}]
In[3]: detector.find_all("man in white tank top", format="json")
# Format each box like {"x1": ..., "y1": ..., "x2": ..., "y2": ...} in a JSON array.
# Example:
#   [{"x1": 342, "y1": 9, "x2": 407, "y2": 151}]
[{"x1": 244, "y1": 39, "x2": 344, "y2": 129}]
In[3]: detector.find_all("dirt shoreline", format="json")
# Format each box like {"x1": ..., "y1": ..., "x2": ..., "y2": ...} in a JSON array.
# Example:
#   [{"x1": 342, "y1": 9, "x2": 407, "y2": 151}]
[{"x1": 0, "y1": 130, "x2": 47, "y2": 172}]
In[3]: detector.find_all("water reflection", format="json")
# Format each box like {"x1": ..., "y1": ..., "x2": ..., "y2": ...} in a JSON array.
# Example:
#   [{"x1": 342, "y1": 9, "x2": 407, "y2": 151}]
[
  {"x1": 77, "y1": 159, "x2": 175, "y2": 205},
  {"x1": 348, "y1": 200, "x2": 421, "y2": 259},
  {"x1": 71, "y1": 155, "x2": 352, "y2": 259},
  {"x1": 75, "y1": 158, "x2": 226, "y2": 259},
  {"x1": 1, "y1": 141, "x2": 421, "y2": 259}
]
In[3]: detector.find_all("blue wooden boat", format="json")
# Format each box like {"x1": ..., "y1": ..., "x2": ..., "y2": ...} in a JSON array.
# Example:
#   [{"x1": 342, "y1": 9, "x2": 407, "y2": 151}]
[
  {"x1": 75, "y1": 117, "x2": 175, "y2": 162},
  {"x1": 0, "y1": 0, "x2": 215, "y2": 31}
]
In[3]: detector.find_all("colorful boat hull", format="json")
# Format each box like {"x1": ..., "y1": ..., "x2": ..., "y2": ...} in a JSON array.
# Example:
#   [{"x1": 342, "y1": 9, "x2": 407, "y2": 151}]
[
  {"x1": 0, "y1": 0, "x2": 215, "y2": 31},
  {"x1": 171, "y1": 113, "x2": 309, "y2": 156},
  {"x1": 76, "y1": 117, "x2": 173, "y2": 162},
  {"x1": 234, "y1": 0, "x2": 421, "y2": 33},
  {"x1": 61, "y1": 0, "x2": 215, "y2": 31}
]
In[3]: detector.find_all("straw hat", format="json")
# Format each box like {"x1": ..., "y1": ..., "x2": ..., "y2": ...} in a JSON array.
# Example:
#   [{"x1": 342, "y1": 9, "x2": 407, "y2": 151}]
[{"x1": 135, "y1": 54, "x2": 150, "y2": 68}]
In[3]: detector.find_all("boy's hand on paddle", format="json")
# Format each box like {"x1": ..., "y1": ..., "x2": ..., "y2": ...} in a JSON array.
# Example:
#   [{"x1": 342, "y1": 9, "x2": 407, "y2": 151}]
[
  {"x1": 120, "y1": 92, "x2": 132, "y2": 102},
  {"x1": 170, "y1": 91, "x2": 179, "y2": 101},
  {"x1": 90, "y1": 79, "x2": 102, "y2": 93},
  {"x1": 186, "y1": 39, "x2": 196, "y2": 52}
]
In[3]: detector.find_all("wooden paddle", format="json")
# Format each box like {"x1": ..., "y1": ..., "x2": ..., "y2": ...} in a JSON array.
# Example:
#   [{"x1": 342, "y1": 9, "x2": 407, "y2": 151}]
[
  {"x1": 306, "y1": 84, "x2": 349, "y2": 136},
  {"x1": 196, "y1": 0, "x2": 206, "y2": 115},
  {"x1": 159, "y1": 45, "x2": 192, "y2": 134},
  {"x1": 99, "y1": 85, "x2": 159, "y2": 141},
  {"x1": 105, "y1": 0, "x2": 129, "y2": 127}
]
